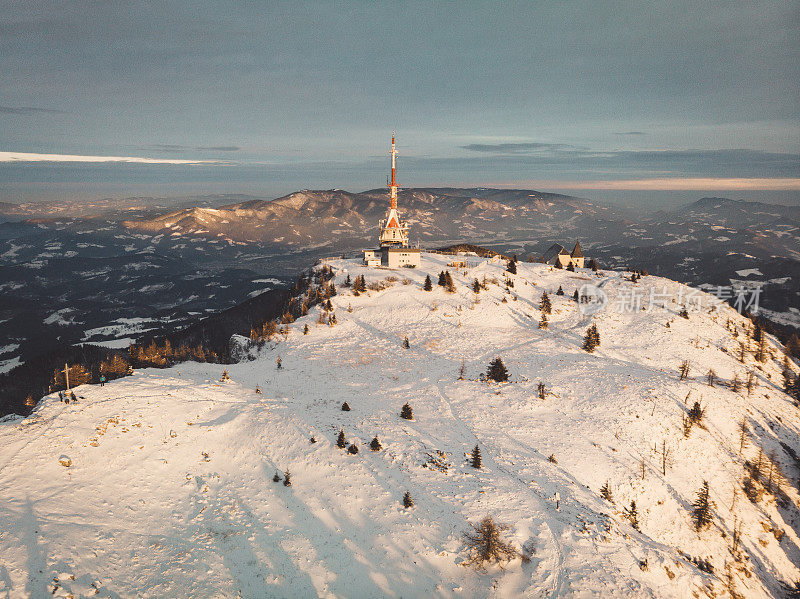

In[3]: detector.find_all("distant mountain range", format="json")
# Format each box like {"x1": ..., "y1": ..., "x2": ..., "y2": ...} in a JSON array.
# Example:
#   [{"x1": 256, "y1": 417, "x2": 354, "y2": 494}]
[
  {"x1": 120, "y1": 188, "x2": 629, "y2": 250},
  {"x1": 0, "y1": 189, "x2": 797, "y2": 375}
]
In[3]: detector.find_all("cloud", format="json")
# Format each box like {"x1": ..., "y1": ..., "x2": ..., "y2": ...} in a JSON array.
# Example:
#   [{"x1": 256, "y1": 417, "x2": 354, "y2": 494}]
[
  {"x1": 0, "y1": 151, "x2": 224, "y2": 164},
  {"x1": 147, "y1": 144, "x2": 241, "y2": 152},
  {"x1": 461, "y1": 142, "x2": 572, "y2": 154},
  {"x1": 0, "y1": 106, "x2": 65, "y2": 115}
]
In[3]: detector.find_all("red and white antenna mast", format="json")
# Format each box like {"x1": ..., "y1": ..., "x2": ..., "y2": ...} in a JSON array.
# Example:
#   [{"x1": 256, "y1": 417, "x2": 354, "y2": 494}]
[{"x1": 388, "y1": 132, "x2": 399, "y2": 210}]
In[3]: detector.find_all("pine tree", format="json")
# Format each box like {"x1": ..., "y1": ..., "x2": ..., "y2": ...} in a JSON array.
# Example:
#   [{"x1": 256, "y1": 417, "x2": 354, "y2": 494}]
[
  {"x1": 486, "y1": 357, "x2": 509, "y2": 382},
  {"x1": 273, "y1": 471, "x2": 281, "y2": 483},
  {"x1": 573, "y1": 289, "x2": 579, "y2": 301},
  {"x1": 538, "y1": 381, "x2": 546, "y2": 399},
  {"x1": 337, "y1": 429, "x2": 346, "y2": 448},
  {"x1": 221, "y1": 369, "x2": 230, "y2": 381},
  {"x1": 347, "y1": 444, "x2": 359, "y2": 454},
  {"x1": 679, "y1": 307, "x2": 689, "y2": 319},
  {"x1": 590, "y1": 260, "x2": 599, "y2": 272},
  {"x1": 444, "y1": 271, "x2": 456, "y2": 293},
  {"x1": 582, "y1": 326, "x2": 598, "y2": 353},
  {"x1": 370, "y1": 436, "x2": 382, "y2": 451},
  {"x1": 600, "y1": 481, "x2": 614, "y2": 503},
  {"x1": 556, "y1": 285, "x2": 564, "y2": 296},
  {"x1": 403, "y1": 490, "x2": 414, "y2": 508},
  {"x1": 400, "y1": 402, "x2": 413, "y2": 420},
  {"x1": 472, "y1": 278, "x2": 481, "y2": 293},
  {"x1": 402, "y1": 336, "x2": 410, "y2": 349},
  {"x1": 566, "y1": 263, "x2": 575, "y2": 272},
  {"x1": 540, "y1": 291, "x2": 552, "y2": 314},
  {"x1": 688, "y1": 400, "x2": 705, "y2": 425},
  {"x1": 538, "y1": 312, "x2": 549, "y2": 329},
  {"x1": 423, "y1": 275, "x2": 433, "y2": 291},
  {"x1": 344, "y1": 274, "x2": 351, "y2": 287},
  {"x1": 438, "y1": 271, "x2": 447, "y2": 287},
  {"x1": 341, "y1": 402, "x2": 351, "y2": 411},
  {"x1": 691, "y1": 481, "x2": 713, "y2": 531},
  {"x1": 282, "y1": 470, "x2": 292, "y2": 486},
  {"x1": 506, "y1": 259, "x2": 517, "y2": 274},
  {"x1": 471, "y1": 444, "x2": 482, "y2": 468}
]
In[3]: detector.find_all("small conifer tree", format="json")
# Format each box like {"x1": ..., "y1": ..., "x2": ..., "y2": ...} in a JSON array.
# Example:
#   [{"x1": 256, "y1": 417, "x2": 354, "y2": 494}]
[
  {"x1": 566, "y1": 263, "x2": 575, "y2": 272},
  {"x1": 472, "y1": 278, "x2": 481, "y2": 293},
  {"x1": 540, "y1": 291, "x2": 552, "y2": 314},
  {"x1": 273, "y1": 471, "x2": 281, "y2": 483},
  {"x1": 539, "y1": 312, "x2": 549, "y2": 329},
  {"x1": 556, "y1": 285, "x2": 564, "y2": 296},
  {"x1": 283, "y1": 470, "x2": 292, "y2": 487},
  {"x1": 538, "y1": 381, "x2": 546, "y2": 399},
  {"x1": 348, "y1": 444, "x2": 359, "y2": 454},
  {"x1": 403, "y1": 490, "x2": 414, "y2": 508},
  {"x1": 625, "y1": 500, "x2": 640, "y2": 530},
  {"x1": 471, "y1": 444, "x2": 482, "y2": 468},
  {"x1": 370, "y1": 436, "x2": 382, "y2": 451},
  {"x1": 341, "y1": 402, "x2": 351, "y2": 411},
  {"x1": 337, "y1": 429, "x2": 346, "y2": 448},
  {"x1": 400, "y1": 402, "x2": 413, "y2": 420},
  {"x1": 600, "y1": 481, "x2": 614, "y2": 503},
  {"x1": 444, "y1": 271, "x2": 456, "y2": 293},
  {"x1": 487, "y1": 357, "x2": 509, "y2": 382},
  {"x1": 423, "y1": 275, "x2": 433, "y2": 291},
  {"x1": 688, "y1": 401, "x2": 705, "y2": 426},
  {"x1": 691, "y1": 481, "x2": 713, "y2": 531},
  {"x1": 438, "y1": 271, "x2": 447, "y2": 286},
  {"x1": 344, "y1": 274, "x2": 351, "y2": 287},
  {"x1": 582, "y1": 326, "x2": 598, "y2": 353},
  {"x1": 221, "y1": 369, "x2": 230, "y2": 381},
  {"x1": 573, "y1": 289, "x2": 579, "y2": 301},
  {"x1": 506, "y1": 259, "x2": 517, "y2": 274},
  {"x1": 402, "y1": 336, "x2": 410, "y2": 349}
]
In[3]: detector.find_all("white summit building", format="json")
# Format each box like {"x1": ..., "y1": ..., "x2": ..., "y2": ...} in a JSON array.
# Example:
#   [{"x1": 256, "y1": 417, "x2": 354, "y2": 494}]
[{"x1": 363, "y1": 135, "x2": 421, "y2": 268}]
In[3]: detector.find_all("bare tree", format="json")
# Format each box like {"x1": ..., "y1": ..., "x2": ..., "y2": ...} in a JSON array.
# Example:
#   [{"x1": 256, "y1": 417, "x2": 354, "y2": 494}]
[
  {"x1": 462, "y1": 516, "x2": 518, "y2": 570},
  {"x1": 738, "y1": 417, "x2": 748, "y2": 456}
]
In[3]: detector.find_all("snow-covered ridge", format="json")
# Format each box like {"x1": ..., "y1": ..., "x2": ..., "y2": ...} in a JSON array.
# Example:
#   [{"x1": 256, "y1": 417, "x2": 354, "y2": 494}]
[{"x1": 0, "y1": 253, "x2": 798, "y2": 598}]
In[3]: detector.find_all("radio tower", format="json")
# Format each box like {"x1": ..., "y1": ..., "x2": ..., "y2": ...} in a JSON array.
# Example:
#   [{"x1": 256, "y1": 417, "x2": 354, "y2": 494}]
[
  {"x1": 379, "y1": 132, "x2": 409, "y2": 247},
  {"x1": 389, "y1": 133, "x2": 398, "y2": 210}
]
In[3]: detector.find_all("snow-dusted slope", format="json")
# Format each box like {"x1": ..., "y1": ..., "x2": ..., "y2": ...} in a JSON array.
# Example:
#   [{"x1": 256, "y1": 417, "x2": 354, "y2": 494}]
[{"x1": 1, "y1": 254, "x2": 798, "y2": 598}]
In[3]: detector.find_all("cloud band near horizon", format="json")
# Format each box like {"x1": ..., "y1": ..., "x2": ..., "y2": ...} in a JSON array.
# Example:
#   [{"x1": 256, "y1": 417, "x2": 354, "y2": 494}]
[{"x1": 0, "y1": 151, "x2": 222, "y2": 164}]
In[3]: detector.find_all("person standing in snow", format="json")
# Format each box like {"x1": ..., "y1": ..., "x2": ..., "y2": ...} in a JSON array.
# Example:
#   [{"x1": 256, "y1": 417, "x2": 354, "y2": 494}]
[
  {"x1": 100, "y1": 375, "x2": 106, "y2": 387},
  {"x1": 276, "y1": 357, "x2": 282, "y2": 370}
]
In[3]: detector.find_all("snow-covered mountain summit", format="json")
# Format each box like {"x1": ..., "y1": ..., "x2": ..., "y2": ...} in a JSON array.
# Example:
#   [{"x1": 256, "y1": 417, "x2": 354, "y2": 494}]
[{"x1": 1, "y1": 253, "x2": 798, "y2": 597}]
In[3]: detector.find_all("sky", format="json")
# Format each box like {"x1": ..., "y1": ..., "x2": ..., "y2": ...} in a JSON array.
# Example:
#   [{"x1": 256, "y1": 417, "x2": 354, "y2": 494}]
[{"x1": 1, "y1": 1, "x2": 798, "y2": 208}]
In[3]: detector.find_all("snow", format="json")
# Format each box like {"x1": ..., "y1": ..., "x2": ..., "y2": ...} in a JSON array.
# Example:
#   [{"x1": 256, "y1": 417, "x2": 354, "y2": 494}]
[
  {"x1": 0, "y1": 253, "x2": 798, "y2": 598},
  {"x1": 736, "y1": 269, "x2": 763, "y2": 277}
]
